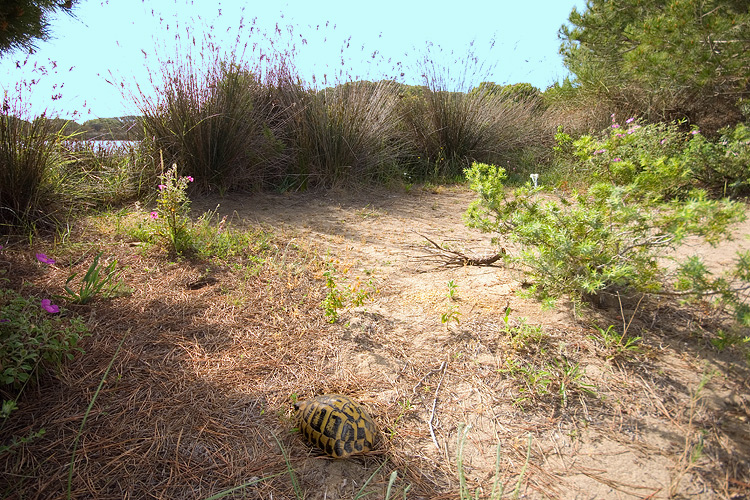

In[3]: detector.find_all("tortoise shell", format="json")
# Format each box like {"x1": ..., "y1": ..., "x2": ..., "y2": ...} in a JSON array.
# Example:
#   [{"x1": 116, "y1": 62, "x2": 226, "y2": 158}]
[{"x1": 294, "y1": 394, "x2": 378, "y2": 458}]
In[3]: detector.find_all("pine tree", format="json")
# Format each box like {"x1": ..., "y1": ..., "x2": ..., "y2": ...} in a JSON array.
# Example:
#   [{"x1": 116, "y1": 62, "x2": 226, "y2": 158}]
[
  {"x1": 559, "y1": 0, "x2": 750, "y2": 130},
  {"x1": 0, "y1": 1, "x2": 78, "y2": 55}
]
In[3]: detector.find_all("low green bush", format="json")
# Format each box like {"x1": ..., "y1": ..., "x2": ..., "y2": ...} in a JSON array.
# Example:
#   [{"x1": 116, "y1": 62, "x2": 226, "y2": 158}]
[
  {"x1": 0, "y1": 288, "x2": 89, "y2": 414},
  {"x1": 563, "y1": 115, "x2": 750, "y2": 200},
  {"x1": 464, "y1": 160, "x2": 747, "y2": 320}
]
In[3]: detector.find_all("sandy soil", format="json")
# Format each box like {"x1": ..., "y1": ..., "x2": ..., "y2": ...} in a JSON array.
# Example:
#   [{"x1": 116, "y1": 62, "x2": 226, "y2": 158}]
[{"x1": 190, "y1": 185, "x2": 750, "y2": 499}]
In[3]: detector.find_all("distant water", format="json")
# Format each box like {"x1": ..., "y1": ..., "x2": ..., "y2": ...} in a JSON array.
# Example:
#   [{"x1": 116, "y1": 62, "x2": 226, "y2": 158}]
[
  {"x1": 65, "y1": 140, "x2": 139, "y2": 151},
  {"x1": 89, "y1": 140, "x2": 139, "y2": 149}
]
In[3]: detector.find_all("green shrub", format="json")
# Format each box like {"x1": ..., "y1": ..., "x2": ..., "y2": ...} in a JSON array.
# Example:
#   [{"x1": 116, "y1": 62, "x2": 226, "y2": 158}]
[
  {"x1": 684, "y1": 123, "x2": 750, "y2": 198},
  {"x1": 569, "y1": 116, "x2": 750, "y2": 200},
  {"x1": 464, "y1": 161, "x2": 746, "y2": 312},
  {"x1": 0, "y1": 288, "x2": 89, "y2": 389}
]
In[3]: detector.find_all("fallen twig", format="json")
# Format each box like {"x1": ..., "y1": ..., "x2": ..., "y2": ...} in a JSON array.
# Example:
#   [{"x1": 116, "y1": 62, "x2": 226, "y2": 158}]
[{"x1": 413, "y1": 231, "x2": 505, "y2": 269}]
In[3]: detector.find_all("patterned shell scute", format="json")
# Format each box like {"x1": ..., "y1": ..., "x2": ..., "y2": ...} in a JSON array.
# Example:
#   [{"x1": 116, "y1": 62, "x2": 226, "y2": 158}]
[{"x1": 294, "y1": 394, "x2": 378, "y2": 458}]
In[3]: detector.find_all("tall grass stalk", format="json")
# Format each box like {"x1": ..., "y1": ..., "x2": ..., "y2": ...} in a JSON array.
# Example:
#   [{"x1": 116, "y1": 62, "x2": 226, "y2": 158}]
[
  {"x1": 66, "y1": 331, "x2": 128, "y2": 499},
  {"x1": 271, "y1": 433, "x2": 304, "y2": 499}
]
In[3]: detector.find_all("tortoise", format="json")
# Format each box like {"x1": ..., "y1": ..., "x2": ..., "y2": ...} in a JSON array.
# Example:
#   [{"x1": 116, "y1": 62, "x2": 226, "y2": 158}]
[{"x1": 294, "y1": 394, "x2": 378, "y2": 458}]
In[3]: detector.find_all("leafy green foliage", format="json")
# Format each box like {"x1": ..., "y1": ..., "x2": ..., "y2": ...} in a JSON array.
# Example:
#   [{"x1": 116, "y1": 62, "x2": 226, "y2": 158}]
[
  {"x1": 0, "y1": 288, "x2": 88, "y2": 389},
  {"x1": 589, "y1": 324, "x2": 642, "y2": 362},
  {"x1": 63, "y1": 252, "x2": 128, "y2": 305},
  {"x1": 500, "y1": 356, "x2": 596, "y2": 407},
  {"x1": 321, "y1": 265, "x2": 377, "y2": 323},
  {"x1": 465, "y1": 157, "x2": 745, "y2": 309},
  {"x1": 559, "y1": 0, "x2": 750, "y2": 129},
  {"x1": 675, "y1": 252, "x2": 750, "y2": 325},
  {"x1": 573, "y1": 116, "x2": 750, "y2": 200}
]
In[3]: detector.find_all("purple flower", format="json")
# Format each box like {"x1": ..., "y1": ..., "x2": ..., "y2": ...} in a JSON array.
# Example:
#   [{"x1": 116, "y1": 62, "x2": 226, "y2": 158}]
[
  {"x1": 158, "y1": 184, "x2": 166, "y2": 191},
  {"x1": 611, "y1": 123, "x2": 620, "y2": 128},
  {"x1": 36, "y1": 253, "x2": 56, "y2": 265},
  {"x1": 594, "y1": 149, "x2": 607, "y2": 154},
  {"x1": 0, "y1": 318, "x2": 9, "y2": 323},
  {"x1": 613, "y1": 158, "x2": 622, "y2": 162},
  {"x1": 690, "y1": 130, "x2": 700, "y2": 135},
  {"x1": 615, "y1": 133, "x2": 624, "y2": 138},
  {"x1": 150, "y1": 211, "x2": 159, "y2": 219},
  {"x1": 626, "y1": 117, "x2": 635, "y2": 124},
  {"x1": 185, "y1": 176, "x2": 194, "y2": 182},
  {"x1": 660, "y1": 138, "x2": 667, "y2": 144},
  {"x1": 41, "y1": 299, "x2": 60, "y2": 314}
]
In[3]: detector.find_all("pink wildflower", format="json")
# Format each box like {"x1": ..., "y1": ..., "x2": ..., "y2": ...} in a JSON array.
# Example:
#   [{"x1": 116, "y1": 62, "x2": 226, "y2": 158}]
[
  {"x1": 158, "y1": 184, "x2": 166, "y2": 191},
  {"x1": 41, "y1": 299, "x2": 60, "y2": 314},
  {"x1": 36, "y1": 253, "x2": 55, "y2": 265},
  {"x1": 150, "y1": 211, "x2": 159, "y2": 219}
]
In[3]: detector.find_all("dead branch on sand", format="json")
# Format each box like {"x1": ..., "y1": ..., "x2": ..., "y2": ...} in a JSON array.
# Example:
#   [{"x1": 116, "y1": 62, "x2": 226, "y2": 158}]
[{"x1": 412, "y1": 231, "x2": 506, "y2": 270}]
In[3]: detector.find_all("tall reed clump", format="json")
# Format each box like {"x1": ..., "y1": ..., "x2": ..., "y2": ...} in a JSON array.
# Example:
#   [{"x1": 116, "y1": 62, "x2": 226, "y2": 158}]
[
  {"x1": 288, "y1": 79, "x2": 405, "y2": 187},
  {"x1": 403, "y1": 45, "x2": 552, "y2": 179},
  {"x1": 0, "y1": 99, "x2": 64, "y2": 231},
  {"x1": 136, "y1": 57, "x2": 289, "y2": 193}
]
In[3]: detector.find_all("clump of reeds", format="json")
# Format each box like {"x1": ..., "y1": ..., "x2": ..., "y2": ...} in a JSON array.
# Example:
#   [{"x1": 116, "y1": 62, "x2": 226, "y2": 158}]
[
  {"x1": 0, "y1": 97, "x2": 64, "y2": 231},
  {"x1": 287, "y1": 79, "x2": 406, "y2": 187},
  {"x1": 403, "y1": 43, "x2": 553, "y2": 179},
  {"x1": 130, "y1": 15, "x2": 302, "y2": 194}
]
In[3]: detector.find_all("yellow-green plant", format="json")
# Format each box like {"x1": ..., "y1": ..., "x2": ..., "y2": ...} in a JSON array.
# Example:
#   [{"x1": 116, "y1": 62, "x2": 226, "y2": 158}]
[
  {"x1": 465, "y1": 159, "x2": 747, "y2": 318},
  {"x1": 321, "y1": 265, "x2": 377, "y2": 323}
]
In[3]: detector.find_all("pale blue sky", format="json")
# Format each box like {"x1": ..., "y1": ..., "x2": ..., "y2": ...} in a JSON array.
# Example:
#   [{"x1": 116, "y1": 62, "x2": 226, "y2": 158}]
[{"x1": 0, "y1": 0, "x2": 584, "y2": 121}]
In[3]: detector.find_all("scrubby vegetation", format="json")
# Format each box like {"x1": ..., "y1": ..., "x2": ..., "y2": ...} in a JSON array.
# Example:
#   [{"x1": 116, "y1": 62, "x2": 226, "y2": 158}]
[{"x1": 1, "y1": 0, "x2": 750, "y2": 498}]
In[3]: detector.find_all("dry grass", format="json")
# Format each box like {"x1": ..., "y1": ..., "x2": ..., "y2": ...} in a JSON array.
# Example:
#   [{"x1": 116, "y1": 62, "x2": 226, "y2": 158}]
[{"x1": 1, "y1": 188, "x2": 749, "y2": 499}]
